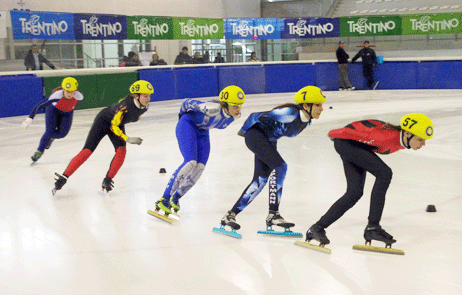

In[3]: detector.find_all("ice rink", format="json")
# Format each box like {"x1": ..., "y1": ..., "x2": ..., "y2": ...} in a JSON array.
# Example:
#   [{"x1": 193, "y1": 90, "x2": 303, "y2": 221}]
[{"x1": 0, "y1": 89, "x2": 461, "y2": 295}]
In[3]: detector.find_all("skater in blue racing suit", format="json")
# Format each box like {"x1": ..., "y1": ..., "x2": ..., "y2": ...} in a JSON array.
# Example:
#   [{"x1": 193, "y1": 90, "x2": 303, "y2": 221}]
[
  {"x1": 154, "y1": 85, "x2": 246, "y2": 215},
  {"x1": 220, "y1": 86, "x2": 326, "y2": 230}
]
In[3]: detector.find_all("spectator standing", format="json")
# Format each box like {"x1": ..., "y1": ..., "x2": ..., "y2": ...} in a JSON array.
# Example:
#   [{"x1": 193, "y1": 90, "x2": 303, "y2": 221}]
[
  {"x1": 24, "y1": 44, "x2": 55, "y2": 71},
  {"x1": 174, "y1": 47, "x2": 193, "y2": 65},
  {"x1": 352, "y1": 41, "x2": 379, "y2": 90},
  {"x1": 336, "y1": 41, "x2": 355, "y2": 91},
  {"x1": 124, "y1": 52, "x2": 141, "y2": 67},
  {"x1": 203, "y1": 51, "x2": 210, "y2": 63}
]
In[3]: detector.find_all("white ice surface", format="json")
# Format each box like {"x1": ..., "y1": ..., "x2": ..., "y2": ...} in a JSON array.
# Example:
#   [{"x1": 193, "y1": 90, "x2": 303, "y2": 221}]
[{"x1": 0, "y1": 89, "x2": 461, "y2": 295}]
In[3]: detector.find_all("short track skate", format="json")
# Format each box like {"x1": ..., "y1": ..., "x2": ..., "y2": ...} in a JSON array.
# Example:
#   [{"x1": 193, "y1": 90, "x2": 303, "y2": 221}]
[
  {"x1": 295, "y1": 225, "x2": 331, "y2": 253},
  {"x1": 147, "y1": 200, "x2": 173, "y2": 224},
  {"x1": 353, "y1": 226, "x2": 404, "y2": 255},
  {"x1": 258, "y1": 223, "x2": 302, "y2": 237}
]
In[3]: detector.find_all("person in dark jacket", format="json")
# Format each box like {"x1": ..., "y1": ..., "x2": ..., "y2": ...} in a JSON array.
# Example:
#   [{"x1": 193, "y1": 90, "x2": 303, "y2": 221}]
[
  {"x1": 352, "y1": 41, "x2": 378, "y2": 90},
  {"x1": 203, "y1": 51, "x2": 210, "y2": 63},
  {"x1": 214, "y1": 52, "x2": 225, "y2": 63},
  {"x1": 174, "y1": 47, "x2": 192, "y2": 65},
  {"x1": 149, "y1": 53, "x2": 167, "y2": 66},
  {"x1": 24, "y1": 45, "x2": 55, "y2": 71},
  {"x1": 191, "y1": 52, "x2": 204, "y2": 64},
  {"x1": 124, "y1": 51, "x2": 141, "y2": 67},
  {"x1": 336, "y1": 41, "x2": 354, "y2": 91}
]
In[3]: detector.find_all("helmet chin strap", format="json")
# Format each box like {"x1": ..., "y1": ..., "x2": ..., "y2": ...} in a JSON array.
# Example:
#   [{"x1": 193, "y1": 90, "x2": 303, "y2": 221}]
[
  {"x1": 403, "y1": 131, "x2": 413, "y2": 149},
  {"x1": 302, "y1": 104, "x2": 313, "y2": 124}
]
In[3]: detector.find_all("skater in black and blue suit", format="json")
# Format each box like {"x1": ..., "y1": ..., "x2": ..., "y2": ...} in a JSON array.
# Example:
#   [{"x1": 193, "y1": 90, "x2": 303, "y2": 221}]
[
  {"x1": 154, "y1": 85, "x2": 246, "y2": 216},
  {"x1": 220, "y1": 86, "x2": 326, "y2": 230},
  {"x1": 22, "y1": 77, "x2": 83, "y2": 163}
]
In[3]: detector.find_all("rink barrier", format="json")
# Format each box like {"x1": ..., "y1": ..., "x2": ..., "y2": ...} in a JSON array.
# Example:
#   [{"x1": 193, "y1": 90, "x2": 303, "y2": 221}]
[{"x1": 1, "y1": 59, "x2": 461, "y2": 118}]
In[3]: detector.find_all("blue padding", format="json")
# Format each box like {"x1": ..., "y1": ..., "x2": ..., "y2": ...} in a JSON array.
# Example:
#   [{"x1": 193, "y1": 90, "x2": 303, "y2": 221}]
[
  {"x1": 375, "y1": 61, "x2": 419, "y2": 90},
  {"x1": 418, "y1": 61, "x2": 462, "y2": 89},
  {"x1": 0, "y1": 74, "x2": 43, "y2": 118},
  {"x1": 138, "y1": 69, "x2": 175, "y2": 101},
  {"x1": 218, "y1": 65, "x2": 265, "y2": 94},
  {"x1": 315, "y1": 63, "x2": 340, "y2": 91},
  {"x1": 174, "y1": 67, "x2": 218, "y2": 99},
  {"x1": 347, "y1": 62, "x2": 368, "y2": 90},
  {"x1": 265, "y1": 64, "x2": 316, "y2": 93}
]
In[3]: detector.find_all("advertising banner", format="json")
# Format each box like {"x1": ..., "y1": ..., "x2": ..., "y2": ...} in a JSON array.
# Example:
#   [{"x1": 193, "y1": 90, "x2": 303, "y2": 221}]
[
  {"x1": 10, "y1": 10, "x2": 75, "y2": 39},
  {"x1": 340, "y1": 16, "x2": 402, "y2": 37},
  {"x1": 127, "y1": 16, "x2": 173, "y2": 40},
  {"x1": 172, "y1": 17, "x2": 223, "y2": 39},
  {"x1": 282, "y1": 18, "x2": 340, "y2": 39},
  {"x1": 74, "y1": 14, "x2": 127, "y2": 40},
  {"x1": 224, "y1": 18, "x2": 283, "y2": 39},
  {"x1": 402, "y1": 13, "x2": 462, "y2": 35}
]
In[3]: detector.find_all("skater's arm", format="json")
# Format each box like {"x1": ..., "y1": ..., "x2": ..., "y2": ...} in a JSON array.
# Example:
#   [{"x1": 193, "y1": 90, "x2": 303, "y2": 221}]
[
  {"x1": 351, "y1": 50, "x2": 362, "y2": 63},
  {"x1": 28, "y1": 97, "x2": 59, "y2": 119},
  {"x1": 110, "y1": 106, "x2": 129, "y2": 141},
  {"x1": 180, "y1": 99, "x2": 220, "y2": 117}
]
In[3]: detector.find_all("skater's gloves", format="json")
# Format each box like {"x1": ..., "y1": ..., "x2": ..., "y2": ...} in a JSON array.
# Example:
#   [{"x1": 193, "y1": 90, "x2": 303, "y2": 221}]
[
  {"x1": 200, "y1": 102, "x2": 220, "y2": 117},
  {"x1": 127, "y1": 137, "x2": 143, "y2": 145},
  {"x1": 22, "y1": 118, "x2": 33, "y2": 129}
]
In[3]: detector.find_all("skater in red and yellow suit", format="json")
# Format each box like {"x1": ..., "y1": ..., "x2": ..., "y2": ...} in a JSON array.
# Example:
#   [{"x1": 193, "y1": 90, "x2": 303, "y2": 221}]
[
  {"x1": 305, "y1": 113, "x2": 434, "y2": 246},
  {"x1": 52, "y1": 80, "x2": 153, "y2": 194}
]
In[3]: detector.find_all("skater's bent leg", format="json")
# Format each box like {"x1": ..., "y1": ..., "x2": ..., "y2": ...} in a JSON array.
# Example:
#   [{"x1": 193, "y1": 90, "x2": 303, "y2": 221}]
[
  {"x1": 53, "y1": 111, "x2": 73, "y2": 139},
  {"x1": 63, "y1": 117, "x2": 107, "y2": 178},
  {"x1": 171, "y1": 162, "x2": 206, "y2": 204},
  {"x1": 231, "y1": 156, "x2": 271, "y2": 214},
  {"x1": 367, "y1": 163, "x2": 392, "y2": 225},
  {"x1": 316, "y1": 158, "x2": 365, "y2": 228},
  {"x1": 38, "y1": 107, "x2": 59, "y2": 152},
  {"x1": 106, "y1": 146, "x2": 126, "y2": 178},
  {"x1": 268, "y1": 162, "x2": 287, "y2": 212},
  {"x1": 63, "y1": 149, "x2": 92, "y2": 177}
]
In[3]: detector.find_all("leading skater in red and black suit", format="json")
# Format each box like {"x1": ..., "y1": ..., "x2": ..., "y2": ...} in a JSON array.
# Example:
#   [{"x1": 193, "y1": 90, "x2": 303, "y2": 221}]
[{"x1": 305, "y1": 114, "x2": 434, "y2": 246}]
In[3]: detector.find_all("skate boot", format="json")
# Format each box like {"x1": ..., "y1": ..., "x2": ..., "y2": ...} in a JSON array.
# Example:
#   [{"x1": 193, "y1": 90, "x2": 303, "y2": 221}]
[
  {"x1": 52, "y1": 173, "x2": 67, "y2": 195},
  {"x1": 45, "y1": 137, "x2": 55, "y2": 149},
  {"x1": 266, "y1": 210, "x2": 295, "y2": 228},
  {"x1": 169, "y1": 198, "x2": 180, "y2": 215},
  {"x1": 101, "y1": 177, "x2": 114, "y2": 195},
  {"x1": 156, "y1": 197, "x2": 172, "y2": 215},
  {"x1": 364, "y1": 225, "x2": 396, "y2": 246},
  {"x1": 31, "y1": 151, "x2": 42, "y2": 162},
  {"x1": 221, "y1": 211, "x2": 240, "y2": 230},
  {"x1": 305, "y1": 224, "x2": 330, "y2": 245}
]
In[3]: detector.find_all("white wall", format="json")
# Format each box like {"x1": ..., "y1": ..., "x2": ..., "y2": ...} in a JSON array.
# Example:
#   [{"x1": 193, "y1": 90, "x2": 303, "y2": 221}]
[{"x1": 2, "y1": 0, "x2": 260, "y2": 18}]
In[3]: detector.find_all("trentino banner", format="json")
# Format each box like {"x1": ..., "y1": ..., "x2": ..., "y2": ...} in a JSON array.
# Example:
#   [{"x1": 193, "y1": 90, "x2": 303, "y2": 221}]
[
  {"x1": 340, "y1": 16, "x2": 402, "y2": 37},
  {"x1": 74, "y1": 14, "x2": 127, "y2": 40},
  {"x1": 10, "y1": 11, "x2": 75, "y2": 39},
  {"x1": 172, "y1": 17, "x2": 224, "y2": 39},
  {"x1": 224, "y1": 18, "x2": 283, "y2": 39},
  {"x1": 402, "y1": 13, "x2": 462, "y2": 35},
  {"x1": 282, "y1": 18, "x2": 340, "y2": 39},
  {"x1": 127, "y1": 16, "x2": 173, "y2": 40}
]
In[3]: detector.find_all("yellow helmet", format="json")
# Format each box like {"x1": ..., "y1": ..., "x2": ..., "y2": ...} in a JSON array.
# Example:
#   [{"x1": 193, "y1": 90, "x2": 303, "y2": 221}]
[
  {"x1": 219, "y1": 85, "x2": 245, "y2": 106},
  {"x1": 294, "y1": 86, "x2": 326, "y2": 104},
  {"x1": 130, "y1": 80, "x2": 154, "y2": 94},
  {"x1": 400, "y1": 113, "x2": 434, "y2": 139},
  {"x1": 62, "y1": 77, "x2": 78, "y2": 91}
]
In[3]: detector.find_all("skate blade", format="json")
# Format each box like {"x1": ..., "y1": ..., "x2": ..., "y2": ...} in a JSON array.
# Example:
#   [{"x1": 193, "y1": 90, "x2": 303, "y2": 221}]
[
  {"x1": 170, "y1": 213, "x2": 180, "y2": 220},
  {"x1": 294, "y1": 241, "x2": 332, "y2": 254},
  {"x1": 99, "y1": 189, "x2": 110, "y2": 197},
  {"x1": 258, "y1": 227, "x2": 302, "y2": 237},
  {"x1": 353, "y1": 244, "x2": 404, "y2": 255},
  {"x1": 147, "y1": 210, "x2": 173, "y2": 224},
  {"x1": 372, "y1": 81, "x2": 380, "y2": 90},
  {"x1": 213, "y1": 226, "x2": 242, "y2": 239},
  {"x1": 51, "y1": 188, "x2": 57, "y2": 196}
]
